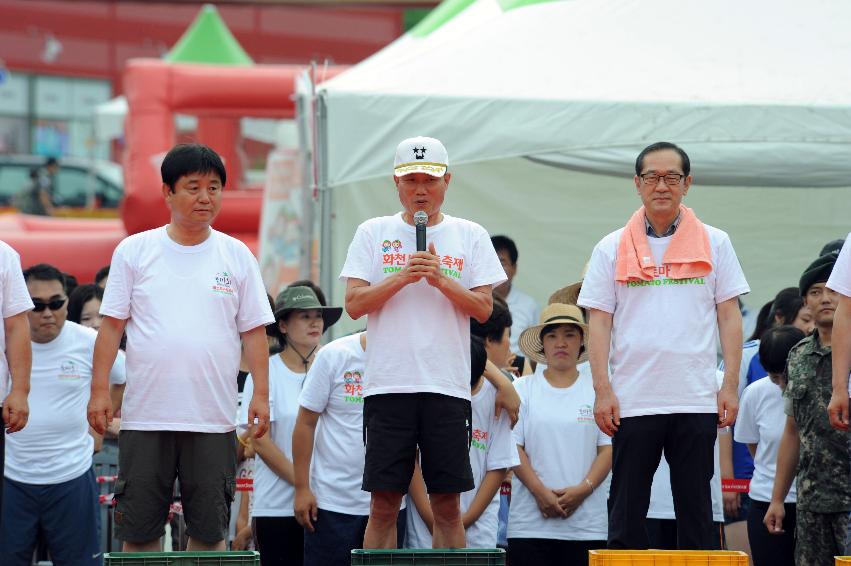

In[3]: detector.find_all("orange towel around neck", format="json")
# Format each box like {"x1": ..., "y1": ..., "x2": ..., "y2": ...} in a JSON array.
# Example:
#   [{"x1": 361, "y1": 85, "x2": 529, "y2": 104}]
[{"x1": 615, "y1": 205, "x2": 712, "y2": 283}]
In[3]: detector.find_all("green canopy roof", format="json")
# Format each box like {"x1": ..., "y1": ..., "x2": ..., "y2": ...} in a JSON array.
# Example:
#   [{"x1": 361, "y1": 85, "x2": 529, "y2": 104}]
[
  {"x1": 165, "y1": 4, "x2": 253, "y2": 66},
  {"x1": 409, "y1": 0, "x2": 563, "y2": 38},
  {"x1": 409, "y1": 0, "x2": 477, "y2": 38}
]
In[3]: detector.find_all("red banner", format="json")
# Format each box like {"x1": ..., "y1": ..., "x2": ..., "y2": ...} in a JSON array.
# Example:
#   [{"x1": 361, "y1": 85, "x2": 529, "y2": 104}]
[{"x1": 721, "y1": 478, "x2": 751, "y2": 493}]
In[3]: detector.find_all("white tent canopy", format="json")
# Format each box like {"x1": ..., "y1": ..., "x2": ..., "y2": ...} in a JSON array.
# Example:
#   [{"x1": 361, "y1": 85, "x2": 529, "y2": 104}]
[{"x1": 310, "y1": 0, "x2": 851, "y2": 335}]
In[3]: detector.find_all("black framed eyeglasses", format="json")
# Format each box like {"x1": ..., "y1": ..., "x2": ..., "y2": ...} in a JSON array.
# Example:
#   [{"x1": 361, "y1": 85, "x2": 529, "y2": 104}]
[
  {"x1": 640, "y1": 172, "x2": 684, "y2": 186},
  {"x1": 32, "y1": 298, "x2": 67, "y2": 312}
]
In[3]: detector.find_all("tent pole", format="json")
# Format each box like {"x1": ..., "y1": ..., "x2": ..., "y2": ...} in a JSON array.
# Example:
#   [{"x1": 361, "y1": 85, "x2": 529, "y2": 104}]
[
  {"x1": 296, "y1": 72, "x2": 314, "y2": 282},
  {"x1": 316, "y1": 91, "x2": 335, "y2": 339}
]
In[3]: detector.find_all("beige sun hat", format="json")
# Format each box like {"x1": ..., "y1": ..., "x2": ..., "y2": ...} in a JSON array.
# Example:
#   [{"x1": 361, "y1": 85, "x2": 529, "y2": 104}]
[{"x1": 518, "y1": 303, "x2": 588, "y2": 364}]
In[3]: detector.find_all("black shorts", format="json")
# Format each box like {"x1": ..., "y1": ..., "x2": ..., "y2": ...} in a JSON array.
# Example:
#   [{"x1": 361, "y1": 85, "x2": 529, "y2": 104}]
[
  {"x1": 114, "y1": 430, "x2": 237, "y2": 544},
  {"x1": 362, "y1": 392, "x2": 473, "y2": 494}
]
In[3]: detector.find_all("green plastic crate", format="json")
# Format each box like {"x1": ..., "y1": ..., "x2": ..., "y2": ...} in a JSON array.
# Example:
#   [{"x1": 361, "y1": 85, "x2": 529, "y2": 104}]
[
  {"x1": 104, "y1": 551, "x2": 260, "y2": 566},
  {"x1": 351, "y1": 548, "x2": 506, "y2": 565}
]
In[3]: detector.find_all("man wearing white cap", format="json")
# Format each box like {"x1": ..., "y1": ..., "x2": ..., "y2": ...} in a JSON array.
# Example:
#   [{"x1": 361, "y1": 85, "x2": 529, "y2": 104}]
[{"x1": 340, "y1": 136, "x2": 511, "y2": 549}]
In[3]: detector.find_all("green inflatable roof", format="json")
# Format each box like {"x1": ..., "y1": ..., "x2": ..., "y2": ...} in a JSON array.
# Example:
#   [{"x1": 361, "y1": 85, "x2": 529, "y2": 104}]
[
  {"x1": 165, "y1": 4, "x2": 253, "y2": 66},
  {"x1": 410, "y1": 0, "x2": 562, "y2": 38}
]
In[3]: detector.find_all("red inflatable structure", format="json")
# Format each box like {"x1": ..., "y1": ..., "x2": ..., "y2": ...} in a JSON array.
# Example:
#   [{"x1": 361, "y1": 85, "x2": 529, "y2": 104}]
[{"x1": 1, "y1": 59, "x2": 340, "y2": 283}]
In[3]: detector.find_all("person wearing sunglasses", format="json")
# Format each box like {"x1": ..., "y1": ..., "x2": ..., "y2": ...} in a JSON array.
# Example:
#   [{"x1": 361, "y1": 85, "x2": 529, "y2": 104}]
[{"x1": 0, "y1": 263, "x2": 126, "y2": 565}]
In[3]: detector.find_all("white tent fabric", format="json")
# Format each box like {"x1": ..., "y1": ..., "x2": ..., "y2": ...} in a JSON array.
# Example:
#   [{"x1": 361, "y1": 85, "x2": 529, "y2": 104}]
[
  {"x1": 322, "y1": 0, "x2": 851, "y2": 188},
  {"x1": 308, "y1": 0, "x2": 851, "y2": 336},
  {"x1": 94, "y1": 96, "x2": 128, "y2": 142}
]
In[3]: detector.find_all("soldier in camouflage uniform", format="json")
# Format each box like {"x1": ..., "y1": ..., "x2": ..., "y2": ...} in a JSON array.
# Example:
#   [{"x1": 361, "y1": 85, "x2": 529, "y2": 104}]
[{"x1": 764, "y1": 252, "x2": 850, "y2": 566}]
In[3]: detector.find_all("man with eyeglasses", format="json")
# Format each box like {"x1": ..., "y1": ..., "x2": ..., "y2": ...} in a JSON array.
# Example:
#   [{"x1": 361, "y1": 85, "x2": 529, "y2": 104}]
[
  {"x1": 578, "y1": 141, "x2": 749, "y2": 550},
  {"x1": 0, "y1": 263, "x2": 125, "y2": 565}
]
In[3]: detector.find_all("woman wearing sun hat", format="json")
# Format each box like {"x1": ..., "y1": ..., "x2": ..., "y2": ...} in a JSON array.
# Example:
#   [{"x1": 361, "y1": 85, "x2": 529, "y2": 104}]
[
  {"x1": 238, "y1": 285, "x2": 342, "y2": 566},
  {"x1": 507, "y1": 304, "x2": 612, "y2": 566}
]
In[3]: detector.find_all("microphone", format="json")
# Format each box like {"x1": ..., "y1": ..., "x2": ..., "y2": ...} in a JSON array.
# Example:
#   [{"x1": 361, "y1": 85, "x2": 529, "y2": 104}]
[{"x1": 414, "y1": 210, "x2": 428, "y2": 252}]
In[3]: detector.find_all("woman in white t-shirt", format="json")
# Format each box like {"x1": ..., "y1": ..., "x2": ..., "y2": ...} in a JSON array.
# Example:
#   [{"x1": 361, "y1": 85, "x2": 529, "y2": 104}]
[
  {"x1": 735, "y1": 325, "x2": 805, "y2": 566},
  {"x1": 508, "y1": 304, "x2": 612, "y2": 566},
  {"x1": 239, "y1": 285, "x2": 342, "y2": 566}
]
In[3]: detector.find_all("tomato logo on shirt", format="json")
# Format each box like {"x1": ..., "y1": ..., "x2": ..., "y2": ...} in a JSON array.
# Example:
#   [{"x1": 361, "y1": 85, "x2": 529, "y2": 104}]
[
  {"x1": 624, "y1": 264, "x2": 706, "y2": 288},
  {"x1": 577, "y1": 404, "x2": 594, "y2": 423},
  {"x1": 59, "y1": 360, "x2": 81, "y2": 380},
  {"x1": 343, "y1": 370, "x2": 363, "y2": 404},
  {"x1": 382, "y1": 240, "x2": 392, "y2": 252},
  {"x1": 471, "y1": 428, "x2": 489, "y2": 451},
  {"x1": 213, "y1": 271, "x2": 236, "y2": 295}
]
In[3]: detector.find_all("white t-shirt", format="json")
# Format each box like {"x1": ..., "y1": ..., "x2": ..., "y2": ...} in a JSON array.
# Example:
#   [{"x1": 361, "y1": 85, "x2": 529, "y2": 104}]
[
  {"x1": 298, "y1": 333, "x2": 373, "y2": 516},
  {"x1": 339, "y1": 213, "x2": 506, "y2": 400},
  {"x1": 720, "y1": 340, "x2": 760, "y2": 400},
  {"x1": 5, "y1": 322, "x2": 125, "y2": 484},
  {"x1": 239, "y1": 355, "x2": 303, "y2": 518},
  {"x1": 735, "y1": 377, "x2": 797, "y2": 503},
  {"x1": 406, "y1": 379, "x2": 519, "y2": 548},
  {"x1": 0, "y1": 241, "x2": 34, "y2": 397},
  {"x1": 505, "y1": 287, "x2": 540, "y2": 355},
  {"x1": 101, "y1": 226, "x2": 274, "y2": 432},
  {"x1": 825, "y1": 233, "x2": 851, "y2": 395},
  {"x1": 533, "y1": 359, "x2": 589, "y2": 377},
  {"x1": 508, "y1": 365, "x2": 611, "y2": 541},
  {"x1": 577, "y1": 225, "x2": 750, "y2": 417},
  {"x1": 827, "y1": 232, "x2": 851, "y2": 297}
]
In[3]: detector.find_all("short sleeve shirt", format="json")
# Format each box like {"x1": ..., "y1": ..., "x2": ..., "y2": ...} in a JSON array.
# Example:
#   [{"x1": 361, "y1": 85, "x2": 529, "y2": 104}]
[
  {"x1": 577, "y1": 224, "x2": 749, "y2": 417},
  {"x1": 826, "y1": 232, "x2": 851, "y2": 297},
  {"x1": 100, "y1": 227, "x2": 274, "y2": 432},
  {"x1": 297, "y1": 333, "x2": 373, "y2": 516},
  {"x1": 0, "y1": 240, "x2": 34, "y2": 397},
  {"x1": 5, "y1": 322, "x2": 125, "y2": 484},
  {"x1": 339, "y1": 213, "x2": 506, "y2": 400},
  {"x1": 508, "y1": 366, "x2": 611, "y2": 541}
]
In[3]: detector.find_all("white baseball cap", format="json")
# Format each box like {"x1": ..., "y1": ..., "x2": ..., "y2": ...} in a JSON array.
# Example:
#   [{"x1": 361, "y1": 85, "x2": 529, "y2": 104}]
[{"x1": 393, "y1": 136, "x2": 449, "y2": 177}]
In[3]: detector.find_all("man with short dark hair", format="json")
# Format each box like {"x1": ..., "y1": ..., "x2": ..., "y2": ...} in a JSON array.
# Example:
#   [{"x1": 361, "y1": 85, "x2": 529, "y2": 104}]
[
  {"x1": 341, "y1": 136, "x2": 513, "y2": 549},
  {"x1": 765, "y1": 253, "x2": 850, "y2": 566},
  {"x1": 491, "y1": 235, "x2": 539, "y2": 356},
  {"x1": 579, "y1": 141, "x2": 749, "y2": 549},
  {"x1": 0, "y1": 263, "x2": 125, "y2": 565},
  {"x1": 87, "y1": 144, "x2": 274, "y2": 552}
]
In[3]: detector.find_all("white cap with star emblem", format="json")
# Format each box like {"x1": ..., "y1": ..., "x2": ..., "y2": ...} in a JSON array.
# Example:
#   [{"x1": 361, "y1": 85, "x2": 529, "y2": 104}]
[{"x1": 393, "y1": 136, "x2": 448, "y2": 177}]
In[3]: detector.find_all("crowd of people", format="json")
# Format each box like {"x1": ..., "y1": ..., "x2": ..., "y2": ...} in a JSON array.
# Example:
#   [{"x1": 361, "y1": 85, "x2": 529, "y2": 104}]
[{"x1": 0, "y1": 140, "x2": 848, "y2": 566}]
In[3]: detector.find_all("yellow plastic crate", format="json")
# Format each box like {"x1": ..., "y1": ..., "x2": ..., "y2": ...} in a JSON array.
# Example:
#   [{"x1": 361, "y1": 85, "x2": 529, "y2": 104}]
[
  {"x1": 589, "y1": 550, "x2": 749, "y2": 565},
  {"x1": 836, "y1": 558, "x2": 851, "y2": 565}
]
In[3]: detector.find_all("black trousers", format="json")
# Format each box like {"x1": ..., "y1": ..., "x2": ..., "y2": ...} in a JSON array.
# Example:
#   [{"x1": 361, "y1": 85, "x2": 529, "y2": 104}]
[
  {"x1": 747, "y1": 499, "x2": 795, "y2": 566},
  {"x1": 253, "y1": 516, "x2": 304, "y2": 566},
  {"x1": 645, "y1": 518, "x2": 726, "y2": 550},
  {"x1": 608, "y1": 413, "x2": 717, "y2": 550},
  {"x1": 508, "y1": 538, "x2": 606, "y2": 566}
]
